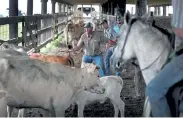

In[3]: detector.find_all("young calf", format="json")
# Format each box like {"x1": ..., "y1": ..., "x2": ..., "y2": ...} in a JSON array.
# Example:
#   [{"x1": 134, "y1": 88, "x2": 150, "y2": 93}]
[{"x1": 72, "y1": 75, "x2": 125, "y2": 117}]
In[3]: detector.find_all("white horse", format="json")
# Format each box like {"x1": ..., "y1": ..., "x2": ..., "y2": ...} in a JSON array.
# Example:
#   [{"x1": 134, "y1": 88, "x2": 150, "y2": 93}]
[{"x1": 111, "y1": 11, "x2": 183, "y2": 116}]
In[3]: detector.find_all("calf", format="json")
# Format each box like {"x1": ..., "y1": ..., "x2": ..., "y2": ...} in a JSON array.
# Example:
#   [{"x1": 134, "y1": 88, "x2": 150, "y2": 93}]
[
  {"x1": 72, "y1": 74, "x2": 125, "y2": 117},
  {"x1": 29, "y1": 53, "x2": 74, "y2": 67}
]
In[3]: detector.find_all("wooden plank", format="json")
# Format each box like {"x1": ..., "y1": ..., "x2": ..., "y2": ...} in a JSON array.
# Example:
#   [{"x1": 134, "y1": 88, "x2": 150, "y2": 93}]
[
  {"x1": 27, "y1": 24, "x2": 37, "y2": 31},
  {"x1": 0, "y1": 37, "x2": 22, "y2": 45},
  {"x1": 37, "y1": 26, "x2": 52, "y2": 35},
  {"x1": 0, "y1": 16, "x2": 23, "y2": 25},
  {"x1": 57, "y1": 21, "x2": 66, "y2": 27}
]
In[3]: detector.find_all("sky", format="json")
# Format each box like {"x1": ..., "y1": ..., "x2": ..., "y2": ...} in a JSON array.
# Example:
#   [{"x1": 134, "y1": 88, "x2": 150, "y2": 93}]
[{"x1": 0, "y1": 0, "x2": 173, "y2": 16}]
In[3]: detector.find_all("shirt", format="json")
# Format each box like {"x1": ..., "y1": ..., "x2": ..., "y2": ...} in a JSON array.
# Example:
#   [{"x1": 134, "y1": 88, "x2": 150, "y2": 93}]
[
  {"x1": 172, "y1": 0, "x2": 183, "y2": 28},
  {"x1": 77, "y1": 31, "x2": 108, "y2": 56},
  {"x1": 113, "y1": 24, "x2": 121, "y2": 34},
  {"x1": 103, "y1": 27, "x2": 119, "y2": 40}
]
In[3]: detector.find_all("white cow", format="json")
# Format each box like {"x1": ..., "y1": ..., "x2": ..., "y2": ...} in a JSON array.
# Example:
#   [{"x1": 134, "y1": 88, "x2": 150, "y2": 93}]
[{"x1": 0, "y1": 48, "x2": 103, "y2": 117}]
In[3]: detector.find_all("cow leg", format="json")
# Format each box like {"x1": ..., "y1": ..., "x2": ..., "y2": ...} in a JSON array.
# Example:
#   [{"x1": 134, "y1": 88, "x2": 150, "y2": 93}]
[
  {"x1": 54, "y1": 108, "x2": 65, "y2": 117},
  {"x1": 0, "y1": 92, "x2": 7, "y2": 117},
  {"x1": 7, "y1": 106, "x2": 13, "y2": 117},
  {"x1": 77, "y1": 102, "x2": 84, "y2": 117},
  {"x1": 111, "y1": 100, "x2": 119, "y2": 117},
  {"x1": 18, "y1": 109, "x2": 24, "y2": 118}
]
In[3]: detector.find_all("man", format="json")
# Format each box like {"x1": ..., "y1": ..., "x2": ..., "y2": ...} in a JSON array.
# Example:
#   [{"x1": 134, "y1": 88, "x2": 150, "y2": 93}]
[
  {"x1": 101, "y1": 18, "x2": 122, "y2": 76},
  {"x1": 146, "y1": 0, "x2": 183, "y2": 116},
  {"x1": 113, "y1": 15, "x2": 123, "y2": 34},
  {"x1": 67, "y1": 22, "x2": 107, "y2": 77}
]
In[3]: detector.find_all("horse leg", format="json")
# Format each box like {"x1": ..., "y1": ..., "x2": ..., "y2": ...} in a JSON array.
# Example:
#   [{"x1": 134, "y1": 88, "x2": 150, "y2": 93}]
[
  {"x1": 143, "y1": 96, "x2": 151, "y2": 117},
  {"x1": 134, "y1": 65, "x2": 141, "y2": 97}
]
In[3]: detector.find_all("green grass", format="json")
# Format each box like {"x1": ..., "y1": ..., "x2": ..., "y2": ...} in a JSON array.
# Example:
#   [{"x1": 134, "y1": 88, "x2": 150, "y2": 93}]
[{"x1": 0, "y1": 23, "x2": 22, "y2": 41}]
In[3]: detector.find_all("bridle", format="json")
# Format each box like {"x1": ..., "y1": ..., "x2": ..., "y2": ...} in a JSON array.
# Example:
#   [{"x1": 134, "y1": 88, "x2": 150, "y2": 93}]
[{"x1": 118, "y1": 17, "x2": 172, "y2": 71}]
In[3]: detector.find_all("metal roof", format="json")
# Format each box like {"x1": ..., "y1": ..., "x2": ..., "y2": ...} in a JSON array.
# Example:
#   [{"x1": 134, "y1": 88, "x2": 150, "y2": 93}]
[{"x1": 57, "y1": 0, "x2": 170, "y2": 6}]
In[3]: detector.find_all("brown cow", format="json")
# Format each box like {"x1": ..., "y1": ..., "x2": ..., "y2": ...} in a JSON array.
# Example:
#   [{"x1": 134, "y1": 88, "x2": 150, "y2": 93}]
[{"x1": 29, "y1": 53, "x2": 74, "y2": 67}]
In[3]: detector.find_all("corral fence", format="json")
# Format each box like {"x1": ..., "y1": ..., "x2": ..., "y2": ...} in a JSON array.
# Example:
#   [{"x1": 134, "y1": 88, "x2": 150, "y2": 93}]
[{"x1": 0, "y1": 13, "x2": 72, "y2": 53}]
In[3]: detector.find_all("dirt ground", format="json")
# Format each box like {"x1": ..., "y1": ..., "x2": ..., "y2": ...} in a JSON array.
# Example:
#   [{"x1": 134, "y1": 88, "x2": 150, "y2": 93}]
[{"x1": 11, "y1": 44, "x2": 146, "y2": 117}]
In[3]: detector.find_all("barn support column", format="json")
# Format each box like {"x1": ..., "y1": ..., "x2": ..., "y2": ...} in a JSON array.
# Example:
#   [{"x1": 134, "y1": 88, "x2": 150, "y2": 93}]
[
  {"x1": 157, "y1": 6, "x2": 160, "y2": 16},
  {"x1": 58, "y1": 2, "x2": 62, "y2": 13},
  {"x1": 131, "y1": 7, "x2": 134, "y2": 14},
  {"x1": 114, "y1": 0, "x2": 126, "y2": 17},
  {"x1": 51, "y1": 0, "x2": 56, "y2": 14},
  {"x1": 62, "y1": 4, "x2": 65, "y2": 13},
  {"x1": 91, "y1": 4, "x2": 93, "y2": 13},
  {"x1": 27, "y1": 0, "x2": 33, "y2": 15},
  {"x1": 110, "y1": 2, "x2": 114, "y2": 15},
  {"x1": 41, "y1": 0, "x2": 48, "y2": 14},
  {"x1": 154, "y1": 6, "x2": 158, "y2": 16},
  {"x1": 81, "y1": 4, "x2": 83, "y2": 12},
  {"x1": 107, "y1": 2, "x2": 110, "y2": 14},
  {"x1": 9, "y1": 0, "x2": 18, "y2": 40},
  {"x1": 148, "y1": 6, "x2": 150, "y2": 13},
  {"x1": 135, "y1": 0, "x2": 147, "y2": 17},
  {"x1": 163, "y1": 5, "x2": 166, "y2": 16},
  {"x1": 41, "y1": 0, "x2": 48, "y2": 44}
]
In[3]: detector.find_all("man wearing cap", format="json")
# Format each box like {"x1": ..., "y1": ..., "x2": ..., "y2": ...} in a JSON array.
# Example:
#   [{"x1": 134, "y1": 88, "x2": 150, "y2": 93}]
[
  {"x1": 67, "y1": 22, "x2": 108, "y2": 77},
  {"x1": 100, "y1": 19, "x2": 122, "y2": 76}
]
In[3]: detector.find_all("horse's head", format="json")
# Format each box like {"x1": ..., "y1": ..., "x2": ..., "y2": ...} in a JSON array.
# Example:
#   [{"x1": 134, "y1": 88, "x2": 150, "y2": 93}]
[
  {"x1": 111, "y1": 11, "x2": 137, "y2": 71},
  {"x1": 111, "y1": 11, "x2": 171, "y2": 72}
]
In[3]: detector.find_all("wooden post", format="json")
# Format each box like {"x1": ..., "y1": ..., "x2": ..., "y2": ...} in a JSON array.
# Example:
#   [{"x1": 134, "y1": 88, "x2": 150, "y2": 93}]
[
  {"x1": 58, "y1": 3, "x2": 61, "y2": 13},
  {"x1": 157, "y1": 6, "x2": 160, "y2": 16},
  {"x1": 163, "y1": 5, "x2": 167, "y2": 16},
  {"x1": 51, "y1": 0, "x2": 56, "y2": 14},
  {"x1": 41, "y1": 0, "x2": 48, "y2": 44},
  {"x1": 9, "y1": 0, "x2": 18, "y2": 40},
  {"x1": 135, "y1": 0, "x2": 147, "y2": 17},
  {"x1": 27, "y1": 0, "x2": 33, "y2": 15}
]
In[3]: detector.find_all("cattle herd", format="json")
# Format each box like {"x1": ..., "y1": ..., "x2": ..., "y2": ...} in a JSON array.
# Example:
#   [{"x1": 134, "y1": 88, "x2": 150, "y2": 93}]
[{"x1": 0, "y1": 14, "x2": 126, "y2": 117}]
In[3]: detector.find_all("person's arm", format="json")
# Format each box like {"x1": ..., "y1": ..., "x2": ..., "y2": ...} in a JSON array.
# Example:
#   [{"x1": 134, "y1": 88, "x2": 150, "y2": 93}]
[
  {"x1": 100, "y1": 31, "x2": 109, "y2": 43},
  {"x1": 172, "y1": 0, "x2": 183, "y2": 38},
  {"x1": 111, "y1": 29, "x2": 119, "y2": 42},
  {"x1": 69, "y1": 36, "x2": 84, "y2": 52},
  {"x1": 173, "y1": 28, "x2": 183, "y2": 38}
]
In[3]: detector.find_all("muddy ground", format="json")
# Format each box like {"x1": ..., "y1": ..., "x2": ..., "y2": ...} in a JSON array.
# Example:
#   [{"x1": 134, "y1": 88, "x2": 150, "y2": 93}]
[{"x1": 11, "y1": 44, "x2": 146, "y2": 117}]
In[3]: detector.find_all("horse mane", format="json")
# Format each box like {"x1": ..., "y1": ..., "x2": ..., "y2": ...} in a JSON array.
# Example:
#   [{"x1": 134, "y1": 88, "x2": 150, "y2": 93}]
[
  {"x1": 129, "y1": 17, "x2": 174, "y2": 49},
  {"x1": 151, "y1": 21, "x2": 175, "y2": 49}
]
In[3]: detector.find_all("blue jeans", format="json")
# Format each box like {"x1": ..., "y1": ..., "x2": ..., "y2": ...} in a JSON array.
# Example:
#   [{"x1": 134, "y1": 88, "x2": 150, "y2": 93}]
[
  {"x1": 82, "y1": 54, "x2": 105, "y2": 77},
  {"x1": 146, "y1": 54, "x2": 183, "y2": 117},
  {"x1": 105, "y1": 47, "x2": 121, "y2": 76}
]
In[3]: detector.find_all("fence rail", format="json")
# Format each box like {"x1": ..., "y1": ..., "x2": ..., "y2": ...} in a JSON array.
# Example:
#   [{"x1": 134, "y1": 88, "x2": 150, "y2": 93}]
[{"x1": 0, "y1": 13, "x2": 71, "y2": 53}]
